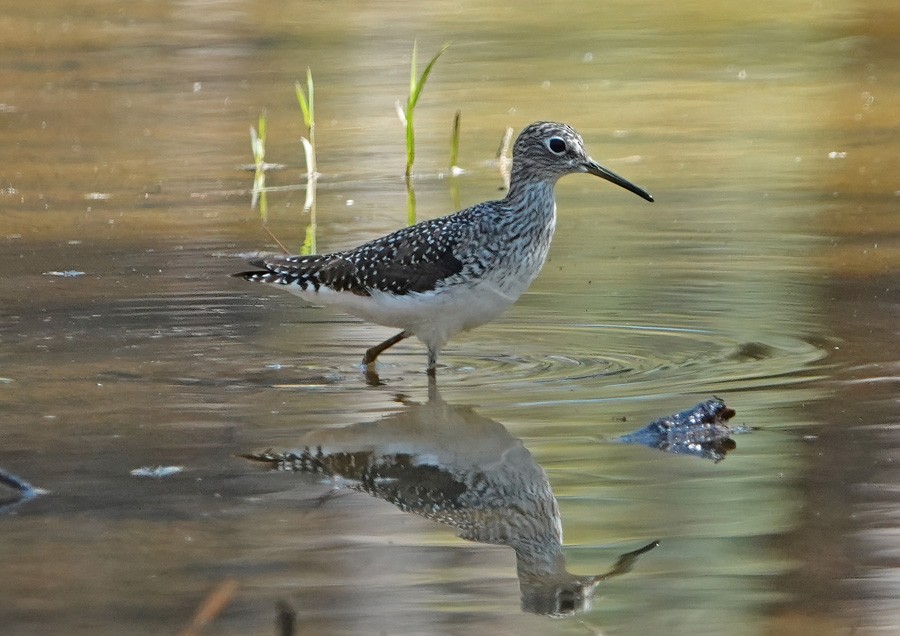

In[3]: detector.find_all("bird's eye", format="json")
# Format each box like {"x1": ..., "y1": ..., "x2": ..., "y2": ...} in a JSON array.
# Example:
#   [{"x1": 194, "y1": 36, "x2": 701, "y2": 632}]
[{"x1": 547, "y1": 137, "x2": 567, "y2": 154}]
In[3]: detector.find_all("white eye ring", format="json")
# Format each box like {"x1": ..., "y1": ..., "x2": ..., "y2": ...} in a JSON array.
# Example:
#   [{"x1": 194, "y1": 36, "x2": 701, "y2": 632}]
[{"x1": 547, "y1": 137, "x2": 567, "y2": 154}]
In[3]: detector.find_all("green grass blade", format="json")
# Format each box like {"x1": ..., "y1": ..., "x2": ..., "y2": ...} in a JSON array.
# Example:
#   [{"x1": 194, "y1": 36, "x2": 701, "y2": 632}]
[
  {"x1": 295, "y1": 81, "x2": 311, "y2": 128},
  {"x1": 449, "y1": 109, "x2": 461, "y2": 170},
  {"x1": 406, "y1": 176, "x2": 416, "y2": 226},
  {"x1": 409, "y1": 39, "x2": 417, "y2": 98},
  {"x1": 408, "y1": 42, "x2": 450, "y2": 111},
  {"x1": 257, "y1": 110, "x2": 267, "y2": 146},
  {"x1": 403, "y1": 42, "x2": 450, "y2": 178},
  {"x1": 250, "y1": 110, "x2": 268, "y2": 220},
  {"x1": 300, "y1": 220, "x2": 316, "y2": 255},
  {"x1": 405, "y1": 110, "x2": 415, "y2": 177},
  {"x1": 295, "y1": 68, "x2": 315, "y2": 130},
  {"x1": 258, "y1": 182, "x2": 268, "y2": 220}
]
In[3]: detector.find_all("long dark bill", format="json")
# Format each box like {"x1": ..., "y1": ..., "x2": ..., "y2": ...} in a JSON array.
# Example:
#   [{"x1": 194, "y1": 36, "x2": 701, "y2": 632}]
[{"x1": 585, "y1": 159, "x2": 654, "y2": 202}]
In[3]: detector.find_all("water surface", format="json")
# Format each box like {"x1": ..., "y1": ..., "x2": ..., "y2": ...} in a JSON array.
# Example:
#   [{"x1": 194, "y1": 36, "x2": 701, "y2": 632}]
[{"x1": 0, "y1": 1, "x2": 898, "y2": 634}]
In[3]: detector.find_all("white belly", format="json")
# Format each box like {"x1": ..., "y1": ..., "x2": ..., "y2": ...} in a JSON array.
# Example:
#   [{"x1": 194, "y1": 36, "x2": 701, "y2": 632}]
[{"x1": 284, "y1": 278, "x2": 521, "y2": 351}]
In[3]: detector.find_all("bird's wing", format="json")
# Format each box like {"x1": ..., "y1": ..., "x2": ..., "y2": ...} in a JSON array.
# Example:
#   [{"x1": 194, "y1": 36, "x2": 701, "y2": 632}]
[
  {"x1": 240, "y1": 253, "x2": 368, "y2": 295},
  {"x1": 347, "y1": 219, "x2": 466, "y2": 294},
  {"x1": 236, "y1": 215, "x2": 470, "y2": 296}
]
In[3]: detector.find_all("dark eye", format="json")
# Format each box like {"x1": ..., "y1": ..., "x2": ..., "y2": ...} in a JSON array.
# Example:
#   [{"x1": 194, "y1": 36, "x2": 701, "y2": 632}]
[{"x1": 548, "y1": 137, "x2": 567, "y2": 154}]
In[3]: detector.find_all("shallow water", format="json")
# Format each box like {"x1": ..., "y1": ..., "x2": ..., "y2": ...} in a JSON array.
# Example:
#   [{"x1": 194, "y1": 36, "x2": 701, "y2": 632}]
[{"x1": 1, "y1": 1, "x2": 898, "y2": 634}]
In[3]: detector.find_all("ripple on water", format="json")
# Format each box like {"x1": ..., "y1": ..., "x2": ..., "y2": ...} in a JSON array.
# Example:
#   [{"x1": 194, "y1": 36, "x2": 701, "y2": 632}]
[
  {"x1": 98, "y1": 284, "x2": 828, "y2": 403},
  {"x1": 438, "y1": 322, "x2": 829, "y2": 400}
]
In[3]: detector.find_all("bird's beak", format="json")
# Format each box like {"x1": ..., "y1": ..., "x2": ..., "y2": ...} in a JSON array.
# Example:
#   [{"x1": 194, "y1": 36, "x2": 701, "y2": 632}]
[{"x1": 585, "y1": 158, "x2": 654, "y2": 202}]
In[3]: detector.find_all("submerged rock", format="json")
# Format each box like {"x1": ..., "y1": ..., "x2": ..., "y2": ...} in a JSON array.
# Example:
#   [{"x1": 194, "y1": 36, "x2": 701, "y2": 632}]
[{"x1": 614, "y1": 398, "x2": 749, "y2": 463}]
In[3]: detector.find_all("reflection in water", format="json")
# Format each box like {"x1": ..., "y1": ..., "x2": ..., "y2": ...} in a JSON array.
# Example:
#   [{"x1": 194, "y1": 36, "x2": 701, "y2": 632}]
[
  {"x1": 614, "y1": 398, "x2": 749, "y2": 463},
  {"x1": 244, "y1": 387, "x2": 657, "y2": 617}
]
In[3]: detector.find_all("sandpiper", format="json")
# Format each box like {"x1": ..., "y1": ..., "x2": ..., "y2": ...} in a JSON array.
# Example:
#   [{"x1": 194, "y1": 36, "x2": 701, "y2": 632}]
[{"x1": 235, "y1": 121, "x2": 653, "y2": 375}]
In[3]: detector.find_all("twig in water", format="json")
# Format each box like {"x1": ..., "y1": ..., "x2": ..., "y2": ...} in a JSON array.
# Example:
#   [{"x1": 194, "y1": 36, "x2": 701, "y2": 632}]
[
  {"x1": 496, "y1": 126, "x2": 513, "y2": 191},
  {"x1": 178, "y1": 578, "x2": 240, "y2": 636}
]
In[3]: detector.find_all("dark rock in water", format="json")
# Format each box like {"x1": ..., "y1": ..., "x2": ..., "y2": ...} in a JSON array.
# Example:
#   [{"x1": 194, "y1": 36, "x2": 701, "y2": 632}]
[{"x1": 614, "y1": 398, "x2": 749, "y2": 463}]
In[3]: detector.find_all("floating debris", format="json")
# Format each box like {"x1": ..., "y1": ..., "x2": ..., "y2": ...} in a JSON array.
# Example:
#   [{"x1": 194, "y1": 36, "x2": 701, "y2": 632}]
[
  {"x1": 42, "y1": 270, "x2": 85, "y2": 277},
  {"x1": 614, "y1": 398, "x2": 749, "y2": 463},
  {"x1": 238, "y1": 162, "x2": 287, "y2": 172},
  {"x1": 0, "y1": 466, "x2": 48, "y2": 514},
  {"x1": 130, "y1": 465, "x2": 184, "y2": 479},
  {"x1": 179, "y1": 578, "x2": 239, "y2": 635}
]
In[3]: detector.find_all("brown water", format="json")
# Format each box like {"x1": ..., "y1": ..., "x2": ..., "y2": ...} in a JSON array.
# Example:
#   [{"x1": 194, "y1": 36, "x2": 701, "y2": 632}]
[{"x1": 1, "y1": 1, "x2": 898, "y2": 634}]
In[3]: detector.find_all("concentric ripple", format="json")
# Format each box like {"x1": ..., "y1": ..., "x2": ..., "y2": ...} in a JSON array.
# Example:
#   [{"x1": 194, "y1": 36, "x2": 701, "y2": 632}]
[{"x1": 435, "y1": 321, "x2": 830, "y2": 401}]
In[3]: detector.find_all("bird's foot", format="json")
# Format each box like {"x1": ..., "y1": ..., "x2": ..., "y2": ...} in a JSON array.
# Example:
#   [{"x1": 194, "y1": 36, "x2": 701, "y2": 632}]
[{"x1": 363, "y1": 364, "x2": 383, "y2": 387}]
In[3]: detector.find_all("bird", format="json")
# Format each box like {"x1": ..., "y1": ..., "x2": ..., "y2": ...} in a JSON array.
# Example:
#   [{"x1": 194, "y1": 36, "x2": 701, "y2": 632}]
[{"x1": 234, "y1": 121, "x2": 653, "y2": 376}]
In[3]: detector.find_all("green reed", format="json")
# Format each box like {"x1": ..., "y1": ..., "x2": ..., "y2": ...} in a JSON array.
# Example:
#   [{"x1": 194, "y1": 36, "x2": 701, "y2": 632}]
[
  {"x1": 248, "y1": 45, "x2": 457, "y2": 238},
  {"x1": 295, "y1": 67, "x2": 317, "y2": 182},
  {"x1": 295, "y1": 67, "x2": 318, "y2": 255},
  {"x1": 399, "y1": 41, "x2": 450, "y2": 180},
  {"x1": 250, "y1": 109, "x2": 268, "y2": 221},
  {"x1": 449, "y1": 109, "x2": 462, "y2": 175}
]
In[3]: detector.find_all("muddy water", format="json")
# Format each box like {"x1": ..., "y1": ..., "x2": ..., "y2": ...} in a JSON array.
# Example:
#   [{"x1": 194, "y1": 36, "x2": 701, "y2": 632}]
[{"x1": 0, "y1": 1, "x2": 898, "y2": 634}]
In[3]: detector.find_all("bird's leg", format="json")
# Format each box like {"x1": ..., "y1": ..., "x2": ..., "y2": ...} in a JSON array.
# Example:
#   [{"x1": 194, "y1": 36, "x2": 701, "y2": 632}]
[
  {"x1": 363, "y1": 367, "x2": 383, "y2": 387},
  {"x1": 427, "y1": 375, "x2": 440, "y2": 399},
  {"x1": 426, "y1": 347, "x2": 439, "y2": 377},
  {"x1": 363, "y1": 330, "x2": 410, "y2": 366}
]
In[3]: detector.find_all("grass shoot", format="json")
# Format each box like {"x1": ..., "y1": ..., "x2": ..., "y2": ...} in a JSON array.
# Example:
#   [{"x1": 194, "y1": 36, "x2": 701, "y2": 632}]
[
  {"x1": 449, "y1": 110, "x2": 463, "y2": 176},
  {"x1": 250, "y1": 109, "x2": 268, "y2": 221},
  {"x1": 295, "y1": 67, "x2": 318, "y2": 254},
  {"x1": 398, "y1": 41, "x2": 450, "y2": 180}
]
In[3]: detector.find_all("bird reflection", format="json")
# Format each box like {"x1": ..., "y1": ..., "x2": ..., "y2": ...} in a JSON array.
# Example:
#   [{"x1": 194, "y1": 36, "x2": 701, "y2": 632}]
[{"x1": 243, "y1": 386, "x2": 656, "y2": 617}]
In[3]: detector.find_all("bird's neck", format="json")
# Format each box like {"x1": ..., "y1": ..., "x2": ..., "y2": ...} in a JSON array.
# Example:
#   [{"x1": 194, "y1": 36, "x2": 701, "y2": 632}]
[
  {"x1": 504, "y1": 176, "x2": 557, "y2": 207},
  {"x1": 503, "y1": 178, "x2": 558, "y2": 228}
]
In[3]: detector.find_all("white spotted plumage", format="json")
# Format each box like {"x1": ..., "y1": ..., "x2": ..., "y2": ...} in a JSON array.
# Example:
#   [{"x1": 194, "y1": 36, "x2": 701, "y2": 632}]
[{"x1": 235, "y1": 121, "x2": 653, "y2": 375}]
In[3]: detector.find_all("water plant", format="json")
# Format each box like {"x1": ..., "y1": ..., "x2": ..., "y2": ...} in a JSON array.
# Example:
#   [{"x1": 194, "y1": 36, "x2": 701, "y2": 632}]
[
  {"x1": 397, "y1": 41, "x2": 450, "y2": 180},
  {"x1": 496, "y1": 126, "x2": 514, "y2": 191},
  {"x1": 295, "y1": 67, "x2": 318, "y2": 254},
  {"x1": 249, "y1": 110, "x2": 268, "y2": 221},
  {"x1": 448, "y1": 110, "x2": 463, "y2": 211},
  {"x1": 295, "y1": 67, "x2": 317, "y2": 184},
  {"x1": 449, "y1": 109, "x2": 462, "y2": 176},
  {"x1": 248, "y1": 45, "x2": 455, "y2": 237},
  {"x1": 394, "y1": 41, "x2": 450, "y2": 225}
]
